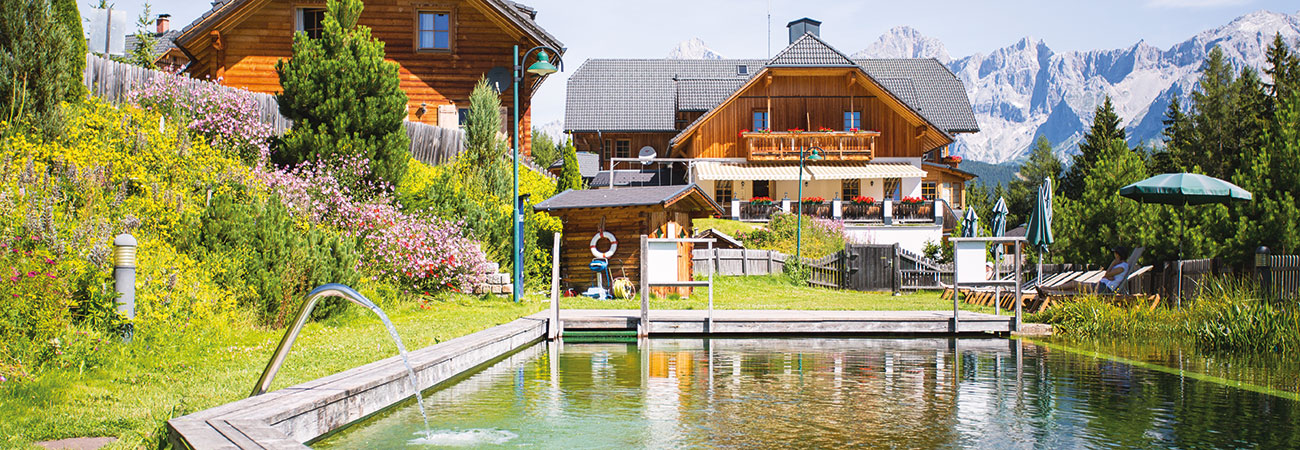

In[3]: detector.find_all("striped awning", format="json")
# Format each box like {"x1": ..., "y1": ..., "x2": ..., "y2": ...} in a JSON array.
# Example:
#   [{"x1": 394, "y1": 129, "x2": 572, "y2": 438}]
[
  {"x1": 806, "y1": 163, "x2": 928, "y2": 180},
  {"x1": 693, "y1": 162, "x2": 811, "y2": 181}
]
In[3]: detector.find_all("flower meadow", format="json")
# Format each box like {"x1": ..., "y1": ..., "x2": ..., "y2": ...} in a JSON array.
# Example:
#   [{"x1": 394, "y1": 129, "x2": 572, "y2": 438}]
[{"x1": 127, "y1": 72, "x2": 274, "y2": 163}]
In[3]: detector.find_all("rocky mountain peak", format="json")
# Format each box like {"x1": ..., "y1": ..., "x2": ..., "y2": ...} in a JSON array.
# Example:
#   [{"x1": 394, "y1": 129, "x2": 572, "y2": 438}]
[
  {"x1": 667, "y1": 38, "x2": 724, "y2": 60},
  {"x1": 851, "y1": 26, "x2": 951, "y2": 63}
]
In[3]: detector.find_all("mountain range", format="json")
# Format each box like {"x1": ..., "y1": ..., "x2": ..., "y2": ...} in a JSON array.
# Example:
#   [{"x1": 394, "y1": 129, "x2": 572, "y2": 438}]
[{"x1": 667, "y1": 10, "x2": 1300, "y2": 164}]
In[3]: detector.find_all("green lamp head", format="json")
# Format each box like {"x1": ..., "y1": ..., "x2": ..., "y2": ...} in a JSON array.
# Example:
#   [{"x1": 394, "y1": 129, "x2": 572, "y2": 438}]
[
  {"x1": 807, "y1": 148, "x2": 824, "y2": 161},
  {"x1": 527, "y1": 50, "x2": 559, "y2": 75}
]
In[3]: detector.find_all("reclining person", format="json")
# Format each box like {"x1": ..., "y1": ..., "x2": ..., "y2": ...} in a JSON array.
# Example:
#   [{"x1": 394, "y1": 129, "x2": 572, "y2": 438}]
[{"x1": 1039, "y1": 246, "x2": 1131, "y2": 295}]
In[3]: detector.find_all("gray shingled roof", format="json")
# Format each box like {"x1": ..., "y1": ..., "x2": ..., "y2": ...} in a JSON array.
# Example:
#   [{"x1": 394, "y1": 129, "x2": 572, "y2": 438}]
[
  {"x1": 565, "y1": 44, "x2": 978, "y2": 135},
  {"x1": 546, "y1": 151, "x2": 600, "y2": 178},
  {"x1": 534, "y1": 184, "x2": 715, "y2": 211},
  {"x1": 767, "y1": 32, "x2": 856, "y2": 67},
  {"x1": 125, "y1": 30, "x2": 181, "y2": 58}
]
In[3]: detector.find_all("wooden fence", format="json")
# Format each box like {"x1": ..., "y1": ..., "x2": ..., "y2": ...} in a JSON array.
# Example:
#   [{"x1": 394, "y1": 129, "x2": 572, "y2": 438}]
[
  {"x1": 1266, "y1": 255, "x2": 1300, "y2": 300},
  {"x1": 692, "y1": 249, "x2": 787, "y2": 276}
]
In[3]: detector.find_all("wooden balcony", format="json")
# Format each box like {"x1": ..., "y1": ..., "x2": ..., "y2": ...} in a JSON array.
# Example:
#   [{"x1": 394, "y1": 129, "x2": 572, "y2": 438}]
[{"x1": 743, "y1": 131, "x2": 880, "y2": 162}]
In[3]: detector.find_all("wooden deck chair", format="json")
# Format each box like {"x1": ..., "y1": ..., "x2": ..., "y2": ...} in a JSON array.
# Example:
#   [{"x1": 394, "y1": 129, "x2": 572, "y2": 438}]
[{"x1": 1037, "y1": 248, "x2": 1151, "y2": 312}]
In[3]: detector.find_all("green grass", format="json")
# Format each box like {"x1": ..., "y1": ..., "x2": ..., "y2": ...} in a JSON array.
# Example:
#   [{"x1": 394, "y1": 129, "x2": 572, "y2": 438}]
[
  {"x1": 0, "y1": 276, "x2": 975, "y2": 449},
  {"x1": 693, "y1": 218, "x2": 764, "y2": 237},
  {"x1": 561, "y1": 275, "x2": 988, "y2": 312}
]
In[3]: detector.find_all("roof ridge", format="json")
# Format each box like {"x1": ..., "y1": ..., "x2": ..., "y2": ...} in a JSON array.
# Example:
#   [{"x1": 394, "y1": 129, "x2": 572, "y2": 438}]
[{"x1": 767, "y1": 32, "x2": 856, "y2": 67}]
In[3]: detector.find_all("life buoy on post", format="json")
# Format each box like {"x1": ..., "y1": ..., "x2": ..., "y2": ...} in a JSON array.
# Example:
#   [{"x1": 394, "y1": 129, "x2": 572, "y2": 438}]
[{"x1": 590, "y1": 231, "x2": 618, "y2": 258}]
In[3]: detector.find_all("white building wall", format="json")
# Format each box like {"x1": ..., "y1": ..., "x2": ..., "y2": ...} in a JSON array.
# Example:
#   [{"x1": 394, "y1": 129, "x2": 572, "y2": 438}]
[{"x1": 845, "y1": 224, "x2": 943, "y2": 255}]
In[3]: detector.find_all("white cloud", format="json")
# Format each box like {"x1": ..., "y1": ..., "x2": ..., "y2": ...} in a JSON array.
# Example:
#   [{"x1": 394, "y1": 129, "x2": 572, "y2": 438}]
[{"x1": 1146, "y1": 0, "x2": 1251, "y2": 8}]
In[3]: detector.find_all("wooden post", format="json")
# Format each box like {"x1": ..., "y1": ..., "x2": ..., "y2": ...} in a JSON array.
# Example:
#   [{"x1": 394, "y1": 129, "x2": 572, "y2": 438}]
[
  {"x1": 767, "y1": 250, "x2": 775, "y2": 275},
  {"x1": 548, "y1": 232, "x2": 561, "y2": 340},
  {"x1": 707, "y1": 240, "x2": 714, "y2": 333},
  {"x1": 639, "y1": 235, "x2": 649, "y2": 338},
  {"x1": 952, "y1": 241, "x2": 960, "y2": 333},
  {"x1": 1014, "y1": 241, "x2": 1023, "y2": 331},
  {"x1": 893, "y1": 243, "x2": 902, "y2": 296}
]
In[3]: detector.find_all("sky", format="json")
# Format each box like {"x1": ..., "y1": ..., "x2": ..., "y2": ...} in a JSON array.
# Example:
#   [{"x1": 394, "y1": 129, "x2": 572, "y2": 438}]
[{"x1": 82, "y1": 0, "x2": 1299, "y2": 129}]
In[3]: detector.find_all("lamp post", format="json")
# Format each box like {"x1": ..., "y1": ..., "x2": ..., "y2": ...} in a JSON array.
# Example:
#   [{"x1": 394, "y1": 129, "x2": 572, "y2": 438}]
[
  {"x1": 795, "y1": 145, "x2": 824, "y2": 261},
  {"x1": 511, "y1": 45, "x2": 562, "y2": 302}
]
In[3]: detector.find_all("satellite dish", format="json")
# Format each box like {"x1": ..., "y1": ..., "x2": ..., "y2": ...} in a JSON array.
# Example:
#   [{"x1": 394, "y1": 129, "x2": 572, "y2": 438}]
[
  {"x1": 486, "y1": 67, "x2": 512, "y2": 93},
  {"x1": 638, "y1": 146, "x2": 657, "y2": 165}
]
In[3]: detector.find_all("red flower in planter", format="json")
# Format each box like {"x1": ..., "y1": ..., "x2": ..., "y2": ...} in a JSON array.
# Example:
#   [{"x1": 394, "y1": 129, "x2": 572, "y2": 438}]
[
  {"x1": 750, "y1": 196, "x2": 775, "y2": 206},
  {"x1": 851, "y1": 196, "x2": 875, "y2": 204},
  {"x1": 787, "y1": 128, "x2": 804, "y2": 133},
  {"x1": 739, "y1": 129, "x2": 750, "y2": 138},
  {"x1": 817, "y1": 127, "x2": 834, "y2": 132},
  {"x1": 800, "y1": 196, "x2": 825, "y2": 203}
]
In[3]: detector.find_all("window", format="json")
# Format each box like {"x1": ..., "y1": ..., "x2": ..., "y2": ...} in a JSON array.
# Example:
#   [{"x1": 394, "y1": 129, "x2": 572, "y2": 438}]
[
  {"x1": 752, "y1": 110, "x2": 768, "y2": 131},
  {"x1": 883, "y1": 178, "x2": 901, "y2": 201},
  {"x1": 843, "y1": 111, "x2": 860, "y2": 130},
  {"x1": 417, "y1": 11, "x2": 452, "y2": 51},
  {"x1": 715, "y1": 180, "x2": 733, "y2": 204},
  {"x1": 841, "y1": 179, "x2": 860, "y2": 199},
  {"x1": 922, "y1": 181, "x2": 937, "y2": 200},
  {"x1": 736, "y1": 65, "x2": 749, "y2": 76},
  {"x1": 614, "y1": 140, "x2": 631, "y2": 159},
  {"x1": 752, "y1": 180, "x2": 770, "y2": 199},
  {"x1": 457, "y1": 108, "x2": 469, "y2": 126},
  {"x1": 296, "y1": 7, "x2": 326, "y2": 39},
  {"x1": 603, "y1": 139, "x2": 612, "y2": 162}
]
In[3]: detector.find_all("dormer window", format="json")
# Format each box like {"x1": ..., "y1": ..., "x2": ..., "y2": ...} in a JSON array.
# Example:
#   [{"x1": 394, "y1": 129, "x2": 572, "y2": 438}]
[{"x1": 737, "y1": 65, "x2": 749, "y2": 76}]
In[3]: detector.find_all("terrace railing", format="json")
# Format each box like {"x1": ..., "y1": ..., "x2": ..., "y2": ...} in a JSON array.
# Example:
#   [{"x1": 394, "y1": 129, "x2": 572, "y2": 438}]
[
  {"x1": 743, "y1": 131, "x2": 880, "y2": 162},
  {"x1": 842, "y1": 201, "x2": 885, "y2": 223},
  {"x1": 729, "y1": 199, "x2": 939, "y2": 225},
  {"x1": 735, "y1": 201, "x2": 781, "y2": 222},
  {"x1": 893, "y1": 201, "x2": 935, "y2": 223}
]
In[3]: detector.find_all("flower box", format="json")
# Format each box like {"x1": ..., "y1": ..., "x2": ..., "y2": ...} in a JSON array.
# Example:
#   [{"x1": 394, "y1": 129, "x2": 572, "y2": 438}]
[
  {"x1": 851, "y1": 196, "x2": 875, "y2": 204},
  {"x1": 749, "y1": 196, "x2": 775, "y2": 206}
]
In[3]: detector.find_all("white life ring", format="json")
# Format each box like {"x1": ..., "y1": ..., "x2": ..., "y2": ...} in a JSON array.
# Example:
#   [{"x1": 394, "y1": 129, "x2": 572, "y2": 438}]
[{"x1": 590, "y1": 231, "x2": 618, "y2": 258}]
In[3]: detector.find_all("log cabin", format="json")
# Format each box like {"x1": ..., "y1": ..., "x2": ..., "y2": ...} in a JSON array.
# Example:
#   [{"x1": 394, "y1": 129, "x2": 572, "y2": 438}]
[
  {"x1": 564, "y1": 18, "x2": 980, "y2": 254},
  {"x1": 165, "y1": 0, "x2": 562, "y2": 155}
]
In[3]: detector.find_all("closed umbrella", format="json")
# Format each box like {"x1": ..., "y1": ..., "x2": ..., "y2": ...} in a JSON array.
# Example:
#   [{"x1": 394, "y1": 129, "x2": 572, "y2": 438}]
[
  {"x1": 1025, "y1": 177, "x2": 1054, "y2": 286},
  {"x1": 1119, "y1": 173, "x2": 1252, "y2": 306},
  {"x1": 991, "y1": 197, "x2": 1009, "y2": 312},
  {"x1": 960, "y1": 207, "x2": 980, "y2": 238}
]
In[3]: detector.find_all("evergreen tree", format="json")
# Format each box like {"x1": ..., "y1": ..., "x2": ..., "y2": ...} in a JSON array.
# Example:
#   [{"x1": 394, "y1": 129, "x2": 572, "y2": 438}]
[
  {"x1": 461, "y1": 77, "x2": 510, "y2": 198},
  {"x1": 1150, "y1": 96, "x2": 1193, "y2": 174},
  {"x1": 52, "y1": 0, "x2": 84, "y2": 101},
  {"x1": 126, "y1": 2, "x2": 157, "y2": 68},
  {"x1": 276, "y1": 0, "x2": 410, "y2": 188},
  {"x1": 1056, "y1": 138, "x2": 1151, "y2": 264},
  {"x1": 1264, "y1": 33, "x2": 1299, "y2": 111},
  {"x1": 1008, "y1": 136, "x2": 1063, "y2": 227},
  {"x1": 1062, "y1": 95, "x2": 1126, "y2": 199},
  {"x1": 0, "y1": 0, "x2": 76, "y2": 127},
  {"x1": 557, "y1": 139, "x2": 583, "y2": 192},
  {"x1": 1233, "y1": 90, "x2": 1300, "y2": 260},
  {"x1": 530, "y1": 128, "x2": 559, "y2": 167}
]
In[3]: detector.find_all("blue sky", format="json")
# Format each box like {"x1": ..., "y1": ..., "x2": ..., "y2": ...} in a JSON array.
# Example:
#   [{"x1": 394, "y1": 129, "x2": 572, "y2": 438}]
[{"x1": 82, "y1": 0, "x2": 1299, "y2": 128}]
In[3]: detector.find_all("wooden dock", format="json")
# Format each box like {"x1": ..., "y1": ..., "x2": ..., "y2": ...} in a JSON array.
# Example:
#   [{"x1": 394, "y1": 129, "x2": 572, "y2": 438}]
[{"x1": 536, "y1": 309, "x2": 1017, "y2": 335}]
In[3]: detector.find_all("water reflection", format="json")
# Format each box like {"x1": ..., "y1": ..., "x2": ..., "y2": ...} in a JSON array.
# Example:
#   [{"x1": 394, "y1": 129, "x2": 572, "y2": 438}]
[{"x1": 314, "y1": 338, "x2": 1300, "y2": 449}]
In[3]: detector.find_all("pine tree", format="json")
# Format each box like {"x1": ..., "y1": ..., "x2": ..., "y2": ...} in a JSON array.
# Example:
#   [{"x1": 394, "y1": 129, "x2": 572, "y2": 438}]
[
  {"x1": 557, "y1": 139, "x2": 583, "y2": 192},
  {"x1": 1233, "y1": 90, "x2": 1300, "y2": 260},
  {"x1": 127, "y1": 2, "x2": 158, "y2": 68},
  {"x1": 1264, "y1": 33, "x2": 1299, "y2": 111},
  {"x1": 0, "y1": 0, "x2": 76, "y2": 127},
  {"x1": 52, "y1": 0, "x2": 84, "y2": 101},
  {"x1": 530, "y1": 128, "x2": 559, "y2": 167},
  {"x1": 1008, "y1": 136, "x2": 1063, "y2": 227},
  {"x1": 1150, "y1": 96, "x2": 1193, "y2": 174},
  {"x1": 461, "y1": 77, "x2": 510, "y2": 198},
  {"x1": 1056, "y1": 138, "x2": 1151, "y2": 264},
  {"x1": 275, "y1": 0, "x2": 410, "y2": 188},
  {"x1": 1061, "y1": 95, "x2": 1126, "y2": 199}
]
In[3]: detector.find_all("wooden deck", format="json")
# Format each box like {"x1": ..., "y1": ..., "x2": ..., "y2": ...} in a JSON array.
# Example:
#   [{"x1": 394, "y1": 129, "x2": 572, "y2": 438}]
[{"x1": 536, "y1": 309, "x2": 1017, "y2": 335}]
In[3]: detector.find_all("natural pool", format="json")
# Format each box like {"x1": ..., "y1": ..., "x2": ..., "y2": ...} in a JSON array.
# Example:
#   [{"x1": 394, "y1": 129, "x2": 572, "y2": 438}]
[{"x1": 314, "y1": 338, "x2": 1300, "y2": 449}]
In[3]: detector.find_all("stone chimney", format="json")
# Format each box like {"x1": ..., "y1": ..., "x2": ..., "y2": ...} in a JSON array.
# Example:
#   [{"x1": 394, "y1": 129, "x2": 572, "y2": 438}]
[
  {"x1": 156, "y1": 14, "x2": 170, "y2": 33},
  {"x1": 787, "y1": 18, "x2": 821, "y2": 44}
]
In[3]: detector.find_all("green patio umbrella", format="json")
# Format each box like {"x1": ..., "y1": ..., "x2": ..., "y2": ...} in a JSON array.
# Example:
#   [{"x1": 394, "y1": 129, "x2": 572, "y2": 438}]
[
  {"x1": 960, "y1": 206, "x2": 980, "y2": 238},
  {"x1": 990, "y1": 197, "x2": 1009, "y2": 312},
  {"x1": 1119, "y1": 173, "x2": 1252, "y2": 306},
  {"x1": 1025, "y1": 177, "x2": 1054, "y2": 285}
]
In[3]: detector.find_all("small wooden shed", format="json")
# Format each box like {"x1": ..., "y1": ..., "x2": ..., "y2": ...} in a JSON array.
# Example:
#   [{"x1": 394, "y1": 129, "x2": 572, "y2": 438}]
[{"x1": 534, "y1": 184, "x2": 723, "y2": 294}]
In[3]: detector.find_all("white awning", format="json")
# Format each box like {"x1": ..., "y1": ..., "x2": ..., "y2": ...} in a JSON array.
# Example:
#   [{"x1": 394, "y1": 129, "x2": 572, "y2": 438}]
[
  {"x1": 806, "y1": 163, "x2": 928, "y2": 180},
  {"x1": 694, "y1": 162, "x2": 811, "y2": 181}
]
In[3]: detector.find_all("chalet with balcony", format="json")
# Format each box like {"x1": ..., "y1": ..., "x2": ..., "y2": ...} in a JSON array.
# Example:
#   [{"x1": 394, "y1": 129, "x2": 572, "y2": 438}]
[
  {"x1": 564, "y1": 19, "x2": 978, "y2": 253},
  {"x1": 165, "y1": 0, "x2": 562, "y2": 155}
]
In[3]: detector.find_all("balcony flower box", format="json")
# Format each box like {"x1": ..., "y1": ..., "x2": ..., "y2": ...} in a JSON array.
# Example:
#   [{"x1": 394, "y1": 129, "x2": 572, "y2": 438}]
[
  {"x1": 750, "y1": 196, "x2": 775, "y2": 206},
  {"x1": 850, "y1": 196, "x2": 875, "y2": 205},
  {"x1": 800, "y1": 196, "x2": 825, "y2": 205}
]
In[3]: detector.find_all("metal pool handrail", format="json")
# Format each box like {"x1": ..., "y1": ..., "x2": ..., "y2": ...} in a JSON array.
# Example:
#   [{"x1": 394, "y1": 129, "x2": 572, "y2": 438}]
[{"x1": 250, "y1": 283, "x2": 382, "y2": 397}]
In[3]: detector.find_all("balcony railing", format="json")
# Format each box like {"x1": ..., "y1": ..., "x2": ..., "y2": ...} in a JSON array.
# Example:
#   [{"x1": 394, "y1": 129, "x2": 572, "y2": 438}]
[
  {"x1": 743, "y1": 131, "x2": 880, "y2": 162},
  {"x1": 728, "y1": 199, "x2": 939, "y2": 225}
]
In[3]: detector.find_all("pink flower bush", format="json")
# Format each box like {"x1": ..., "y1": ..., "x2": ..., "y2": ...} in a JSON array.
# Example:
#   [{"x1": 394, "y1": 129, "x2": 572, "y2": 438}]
[
  {"x1": 257, "y1": 157, "x2": 488, "y2": 293},
  {"x1": 128, "y1": 71, "x2": 274, "y2": 162}
]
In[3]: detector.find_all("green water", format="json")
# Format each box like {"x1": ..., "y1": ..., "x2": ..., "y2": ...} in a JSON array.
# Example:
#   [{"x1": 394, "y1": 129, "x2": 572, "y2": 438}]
[{"x1": 313, "y1": 338, "x2": 1300, "y2": 449}]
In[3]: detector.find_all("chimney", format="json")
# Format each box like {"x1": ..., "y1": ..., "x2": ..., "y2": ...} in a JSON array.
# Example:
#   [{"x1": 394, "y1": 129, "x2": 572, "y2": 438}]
[
  {"x1": 156, "y1": 14, "x2": 170, "y2": 33},
  {"x1": 787, "y1": 18, "x2": 821, "y2": 44}
]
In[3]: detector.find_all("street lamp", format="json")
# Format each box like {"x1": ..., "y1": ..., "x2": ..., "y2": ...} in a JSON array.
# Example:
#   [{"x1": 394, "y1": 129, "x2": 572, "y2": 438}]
[
  {"x1": 511, "y1": 45, "x2": 563, "y2": 303},
  {"x1": 795, "y1": 145, "x2": 824, "y2": 261}
]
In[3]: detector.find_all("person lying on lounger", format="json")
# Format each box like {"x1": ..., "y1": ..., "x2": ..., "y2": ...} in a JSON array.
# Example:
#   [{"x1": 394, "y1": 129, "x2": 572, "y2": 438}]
[{"x1": 1039, "y1": 246, "x2": 1131, "y2": 295}]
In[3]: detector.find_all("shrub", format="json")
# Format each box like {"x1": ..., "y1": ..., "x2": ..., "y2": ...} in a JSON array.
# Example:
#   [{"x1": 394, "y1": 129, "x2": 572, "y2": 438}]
[
  {"x1": 736, "y1": 213, "x2": 847, "y2": 259},
  {"x1": 128, "y1": 71, "x2": 274, "y2": 162},
  {"x1": 556, "y1": 139, "x2": 583, "y2": 193},
  {"x1": 0, "y1": 0, "x2": 78, "y2": 130},
  {"x1": 196, "y1": 189, "x2": 360, "y2": 326},
  {"x1": 275, "y1": 0, "x2": 409, "y2": 188}
]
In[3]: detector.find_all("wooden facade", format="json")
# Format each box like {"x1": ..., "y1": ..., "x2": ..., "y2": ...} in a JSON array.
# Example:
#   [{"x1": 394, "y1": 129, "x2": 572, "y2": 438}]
[
  {"x1": 173, "y1": 0, "x2": 558, "y2": 155},
  {"x1": 673, "y1": 69, "x2": 951, "y2": 160}
]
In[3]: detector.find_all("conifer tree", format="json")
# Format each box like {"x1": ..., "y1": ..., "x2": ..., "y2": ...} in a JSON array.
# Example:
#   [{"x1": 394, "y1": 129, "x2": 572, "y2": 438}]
[
  {"x1": 1061, "y1": 96, "x2": 1126, "y2": 199},
  {"x1": 127, "y1": 2, "x2": 158, "y2": 68},
  {"x1": 1055, "y1": 138, "x2": 1150, "y2": 264},
  {"x1": 52, "y1": 0, "x2": 84, "y2": 100},
  {"x1": 276, "y1": 0, "x2": 409, "y2": 188},
  {"x1": 1264, "y1": 33, "x2": 1299, "y2": 110},
  {"x1": 530, "y1": 128, "x2": 559, "y2": 167},
  {"x1": 557, "y1": 139, "x2": 583, "y2": 192},
  {"x1": 0, "y1": 0, "x2": 76, "y2": 126},
  {"x1": 1150, "y1": 96, "x2": 1192, "y2": 174},
  {"x1": 461, "y1": 77, "x2": 510, "y2": 198},
  {"x1": 1008, "y1": 137, "x2": 1063, "y2": 227}
]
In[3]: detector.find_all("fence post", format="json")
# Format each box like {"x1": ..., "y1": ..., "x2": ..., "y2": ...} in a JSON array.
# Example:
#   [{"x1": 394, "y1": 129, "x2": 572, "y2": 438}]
[
  {"x1": 832, "y1": 196, "x2": 843, "y2": 220},
  {"x1": 883, "y1": 200, "x2": 894, "y2": 225},
  {"x1": 549, "y1": 232, "x2": 561, "y2": 340},
  {"x1": 892, "y1": 243, "x2": 902, "y2": 296},
  {"x1": 639, "y1": 235, "x2": 649, "y2": 338},
  {"x1": 781, "y1": 196, "x2": 791, "y2": 214},
  {"x1": 767, "y1": 250, "x2": 775, "y2": 275},
  {"x1": 731, "y1": 199, "x2": 741, "y2": 220},
  {"x1": 1256, "y1": 246, "x2": 1271, "y2": 300}
]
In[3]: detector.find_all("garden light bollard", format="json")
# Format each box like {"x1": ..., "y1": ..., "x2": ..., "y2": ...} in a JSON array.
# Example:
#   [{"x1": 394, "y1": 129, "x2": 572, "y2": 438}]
[
  {"x1": 1256, "y1": 246, "x2": 1271, "y2": 299},
  {"x1": 113, "y1": 234, "x2": 137, "y2": 342}
]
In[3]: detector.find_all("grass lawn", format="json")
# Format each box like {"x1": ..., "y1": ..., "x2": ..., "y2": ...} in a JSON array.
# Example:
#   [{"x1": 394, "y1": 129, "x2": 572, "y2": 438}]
[{"x1": 0, "y1": 276, "x2": 971, "y2": 448}]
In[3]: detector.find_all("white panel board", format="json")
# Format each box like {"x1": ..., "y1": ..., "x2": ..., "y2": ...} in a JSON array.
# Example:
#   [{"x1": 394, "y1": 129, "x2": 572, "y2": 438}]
[
  {"x1": 647, "y1": 241, "x2": 680, "y2": 283},
  {"x1": 954, "y1": 241, "x2": 987, "y2": 284},
  {"x1": 86, "y1": 9, "x2": 128, "y2": 56}
]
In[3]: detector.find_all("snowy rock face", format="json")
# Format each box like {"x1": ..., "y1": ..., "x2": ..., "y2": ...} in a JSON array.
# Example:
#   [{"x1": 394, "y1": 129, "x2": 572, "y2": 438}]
[
  {"x1": 857, "y1": 10, "x2": 1300, "y2": 163},
  {"x1": 851, "y1": 26, "x2": 952, "y2": 64},
  {"x1": 668, "y1": 38, "x2": 724, "y2": 60}
]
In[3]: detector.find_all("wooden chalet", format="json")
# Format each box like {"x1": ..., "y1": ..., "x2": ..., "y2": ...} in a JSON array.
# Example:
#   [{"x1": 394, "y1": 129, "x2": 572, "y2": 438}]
[
  {"x1": 564, "y1": 18, "x2": 980, "y2": 218},
  {"x1": 533, "y1": 185, "x2": 722, "y2": 294},
  {"x1": 165, "y1": 0, "x2": 562, "y2": 154}
]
